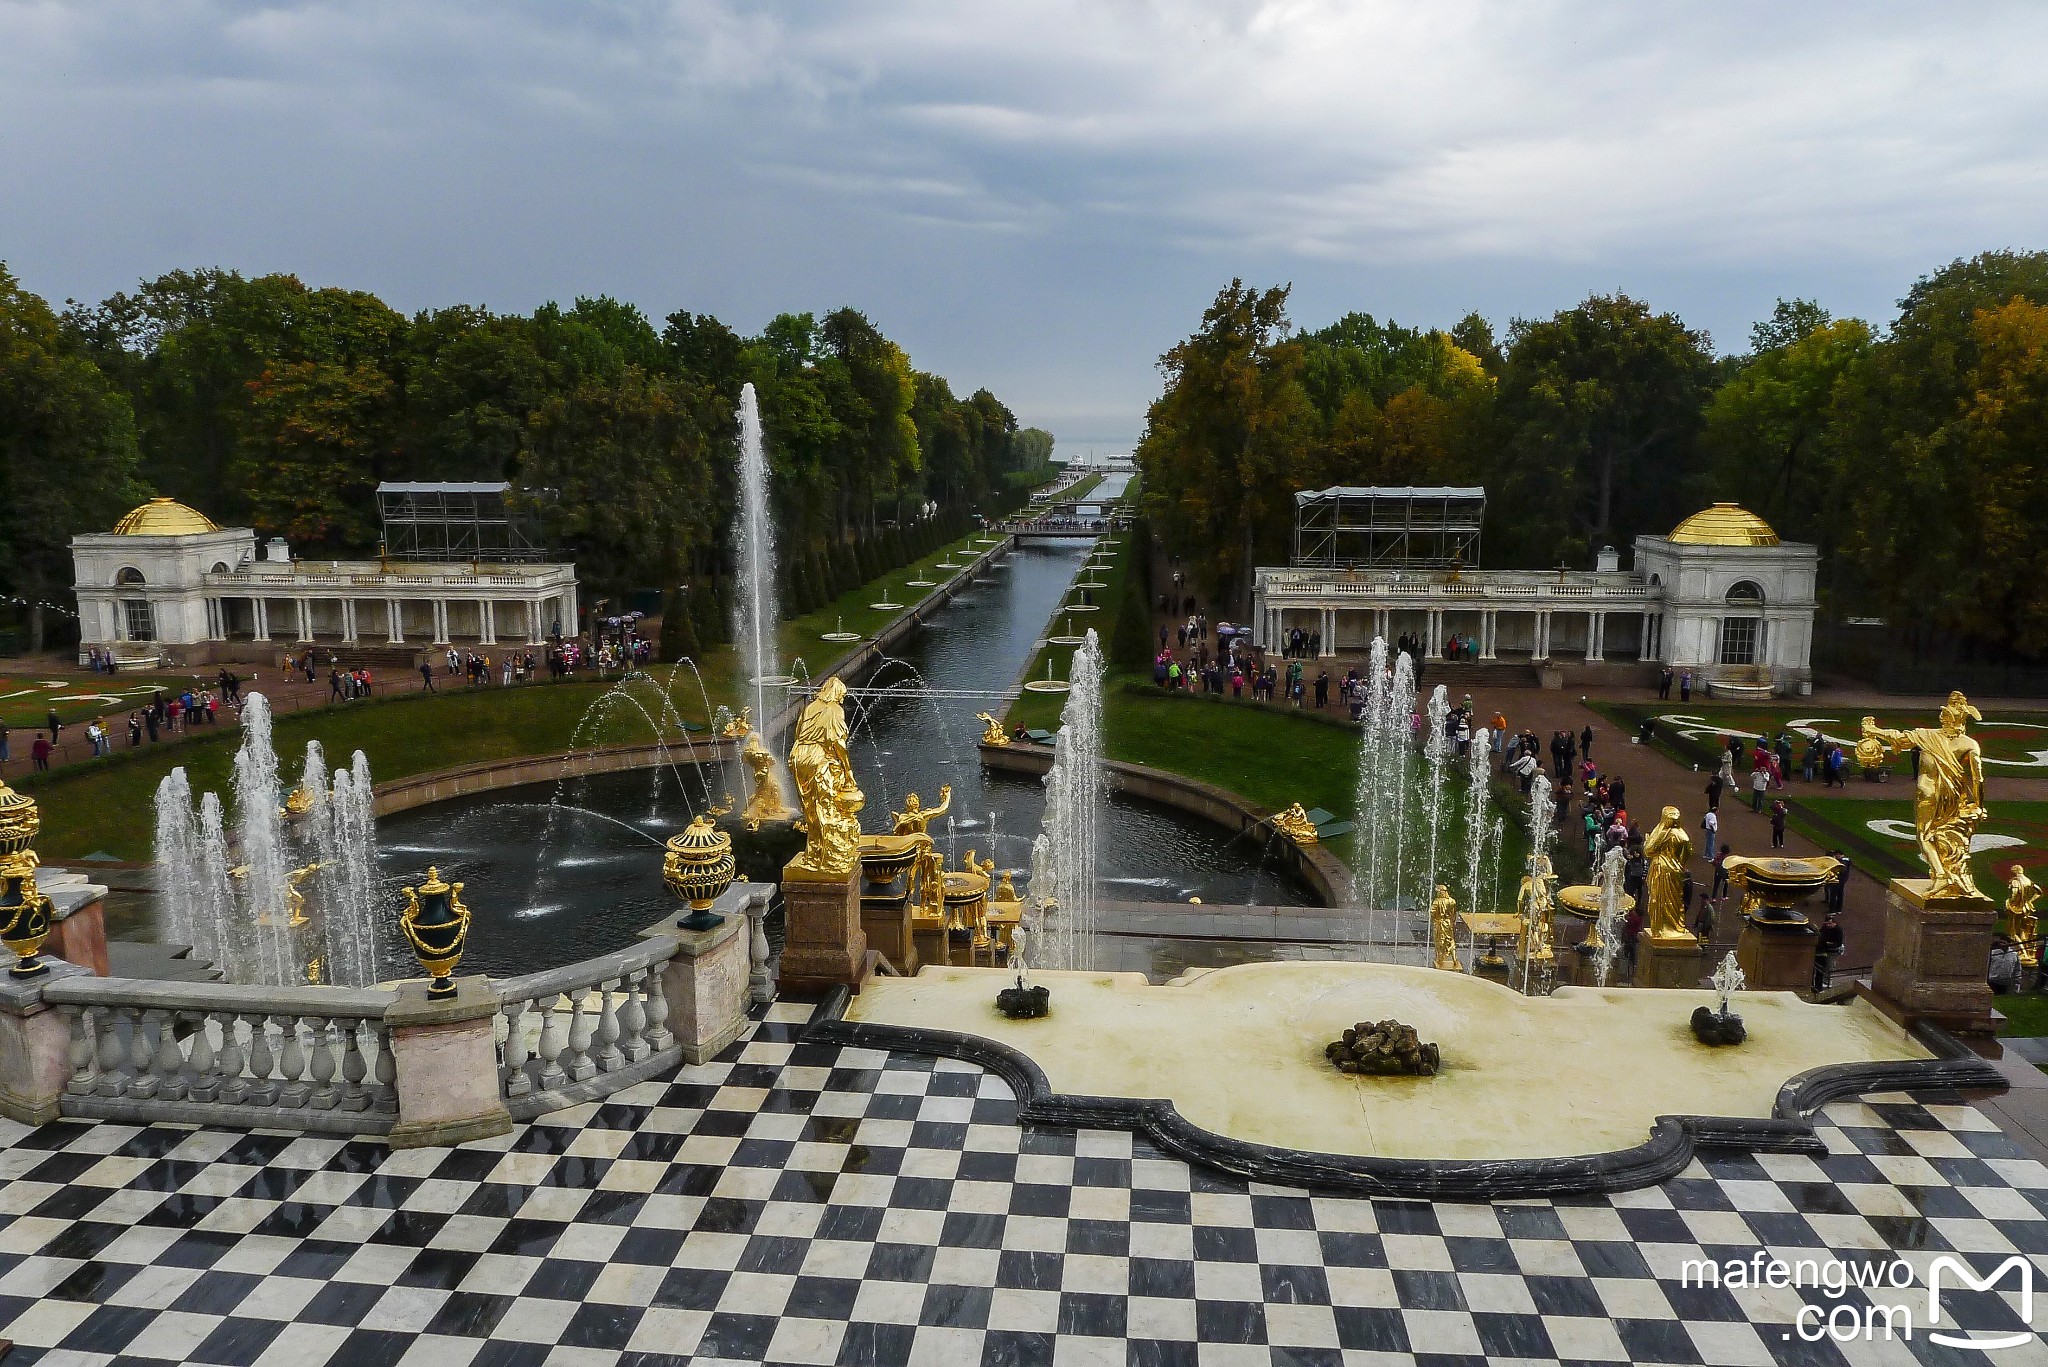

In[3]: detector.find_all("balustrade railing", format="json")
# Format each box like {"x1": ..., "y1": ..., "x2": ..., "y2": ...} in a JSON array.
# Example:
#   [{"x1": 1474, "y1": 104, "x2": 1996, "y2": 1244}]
[
  {"x1": 492, "y1": 937, "x2": 681, "y2": 1120},
  {"x1": 45, "y1": 979, "x2": 400, "y2": 1136}
]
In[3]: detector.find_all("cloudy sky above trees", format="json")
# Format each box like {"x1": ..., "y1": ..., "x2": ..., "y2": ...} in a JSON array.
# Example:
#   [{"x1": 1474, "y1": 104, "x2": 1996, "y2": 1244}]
[{"x1": 3, "y1": 1, "x2": 2042, "y2": 448}]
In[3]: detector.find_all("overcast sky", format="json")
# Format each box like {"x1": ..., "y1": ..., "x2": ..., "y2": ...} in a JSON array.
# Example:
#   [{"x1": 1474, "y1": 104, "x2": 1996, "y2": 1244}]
[{"x1": 3, "y1": 2, "x2": 2043, "y2": 451}]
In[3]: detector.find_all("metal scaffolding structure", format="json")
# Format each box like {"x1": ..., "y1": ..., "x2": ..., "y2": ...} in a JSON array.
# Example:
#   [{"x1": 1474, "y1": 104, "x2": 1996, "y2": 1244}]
[
  {"x1": 1292, "y1": 486, "x2": 1486, "y2": 569},
  {"x1": 376, "y1": 482, "x2": 548, "y2": 563}
]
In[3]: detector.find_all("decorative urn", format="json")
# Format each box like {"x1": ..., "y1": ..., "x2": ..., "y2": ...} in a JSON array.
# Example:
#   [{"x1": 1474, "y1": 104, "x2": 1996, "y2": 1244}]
[
  {"x1": 0, "y1": 780, "x2": 52, "y2": 978},
  {"x1": 399, "y1": 866, "x2": 470, "y2": 999},
  {"x1": 665, "y1": 815, "x2": 737, "y2": 932}
]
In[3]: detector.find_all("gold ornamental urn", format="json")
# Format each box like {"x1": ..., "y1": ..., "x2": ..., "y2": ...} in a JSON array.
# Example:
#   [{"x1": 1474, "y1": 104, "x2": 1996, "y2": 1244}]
[
  {"x1": 664, "y1": 815, "x2": 737, "y2": 932},
  {"x1": 399, "y1": 867, "x2": 470, "y2": 999},
  {"x1": 0, "y1": 780, "x2": 52, "y2": 978}
]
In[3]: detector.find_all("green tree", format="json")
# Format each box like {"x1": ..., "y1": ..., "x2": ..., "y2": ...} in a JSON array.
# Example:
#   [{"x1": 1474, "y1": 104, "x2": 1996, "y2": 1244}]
[
  {"x1": 1135, "y1": 280, "x2": 1314, "y2": 613},
  {"x1": 0, "y1": 265, "x2": 149, "y2": 649},
  {"x1": 1489, "y1": 294, "x2": 1716, "y2": 564}
]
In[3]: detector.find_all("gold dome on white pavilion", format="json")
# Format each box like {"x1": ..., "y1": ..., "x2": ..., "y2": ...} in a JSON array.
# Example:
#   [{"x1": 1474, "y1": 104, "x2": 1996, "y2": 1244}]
[
  {"x1": 112, "y1": 497, "x2": 220, "y2": 537},
  {"x1": 1668, "y1": 503, "x2": 1779, "y2": 547}
]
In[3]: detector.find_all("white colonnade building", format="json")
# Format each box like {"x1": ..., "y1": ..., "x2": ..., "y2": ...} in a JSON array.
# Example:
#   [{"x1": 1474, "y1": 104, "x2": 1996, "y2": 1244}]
[
  {"x1": 1250, "y1": 489, "x2": 1818, "y2": 696},
  {"x1": 71, "y1": 487, "x2": 579, "y2": 667}
]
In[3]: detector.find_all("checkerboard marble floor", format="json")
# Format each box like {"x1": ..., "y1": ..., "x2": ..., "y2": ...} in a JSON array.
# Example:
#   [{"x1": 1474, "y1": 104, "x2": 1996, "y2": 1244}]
[{"x1": 0, "y1": 999, "x2": 2044, "y2": 1366}]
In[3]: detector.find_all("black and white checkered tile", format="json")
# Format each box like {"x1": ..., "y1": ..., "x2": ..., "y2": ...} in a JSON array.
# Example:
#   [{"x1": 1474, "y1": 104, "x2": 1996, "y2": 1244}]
[{"x1": 0, "y1": 1000, "x2": 2042, "y2": 1366}]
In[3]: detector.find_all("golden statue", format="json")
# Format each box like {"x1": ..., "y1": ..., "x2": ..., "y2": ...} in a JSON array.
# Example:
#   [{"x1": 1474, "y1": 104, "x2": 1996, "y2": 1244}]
[
  {"x1": 787, "y1": 677, "x2": 865, "y2": 878},
  {"x1": 993, "y1": 869, "x2": 1020, "y2": 903},
  {"x1": 1642, "y1": 806, "x2": 1695, "y2": 940},
  {"x1": 2007, "y1": 864, "x2": 2040, "y2": 966},
  {"x1": 1429, "y1": 884, "x2": 1460, "y2": 972},
  {"x1": 891, "y1": 786, "x2": 953, "y2": 836},
  {"x1": 721, "y1": 706, "x2": 753, "y2": 740},
  {"x1": 1861, "y1": 693, "x2": 1988, "y2": 899},
  {"x1": 978, "y1": 711, "x2": 1011, "y2": 747},
  {"x1": 740, "y1": 730, "x2": 795, "y2": 827},
  {"x1": 1517, "y1": 858, "x2": 1556, "y2": 962},
  {"x1": 1272, "y1": 803, "x2": 1319, "y2": 846},
  {"x1": 280, "y1": 860, "x2": 329, "y2": 927}
]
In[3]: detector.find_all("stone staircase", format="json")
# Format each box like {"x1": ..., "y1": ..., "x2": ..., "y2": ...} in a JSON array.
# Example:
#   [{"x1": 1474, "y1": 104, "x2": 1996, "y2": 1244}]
[{"x1": 1415, "y1": 659, "x2": 1544, "y2": 689}]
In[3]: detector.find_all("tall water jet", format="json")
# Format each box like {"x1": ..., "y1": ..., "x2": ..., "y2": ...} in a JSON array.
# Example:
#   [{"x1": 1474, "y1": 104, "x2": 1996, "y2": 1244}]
[
  {"x1": 1463, "y1": 727, "x2": 1492, "y2": 918},
  {"x1": 1034, "y1": 629, "x2": 1104, "y2": 970},
  {"x1": 232, "y1": 694, "x2": 292, "y2": 985},
  {"x1": 1351, "y1": 638, "x2": 1416, "y2": 933},
  {"x1": 1419, "y1": 684, "x2": 1452, "y2": 917},
  {"x1": 1520, "y1": 772, "x2": 1556, "y2": 995},
  {"x1": 1593, "y1": 844, "x2": 1627, "y2": 987},
  {"x1": 320, "y1": 751, "x2": 382, "y2": 987},
  {"x1": 731, "y1": 382, "x2": 784, "y2": 731},
  {"x1": 153, "y1": 768, "x2": 214, "y2": 968}
]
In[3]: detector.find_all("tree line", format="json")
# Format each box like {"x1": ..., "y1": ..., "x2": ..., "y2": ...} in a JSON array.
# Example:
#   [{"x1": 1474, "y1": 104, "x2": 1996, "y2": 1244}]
[
  {"x1": 0, "y1": 265, "x2": 1053, "y2": 650},
  {"x1": 1136, "y1": 249, "x2": 2048, "y2": 664}
]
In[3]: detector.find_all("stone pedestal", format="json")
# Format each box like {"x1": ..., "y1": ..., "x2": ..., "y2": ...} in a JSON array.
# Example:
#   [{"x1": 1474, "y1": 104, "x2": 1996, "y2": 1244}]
[
  {"x1": 386, "y1": 977, "x2": 514, "y2": 1148},
  {"x1": 0, "y1": 961, "x2": 92, "y2": 1125},
  {"x1": 43, "y1": 882, "x2": 109, "y2": 976},
  {"x1": 858, "y1": 879, "x2": 918, "y2": 977},
  {"x1": 779, "y1": 863, "x2": 867, "y2": 993},
  {"x1": 1634, "y1": 934, "x2": 1706, "y2": 990},
  {"x1": 651, "y1": 893, "x2": 754, "y2": 1064},
  {"x1": 1871, "y1": 877, "x2": 1998, "y2": 1035},
  {"x1": 1737, "y1": 911, "x2": 1818, "y2": 996}
]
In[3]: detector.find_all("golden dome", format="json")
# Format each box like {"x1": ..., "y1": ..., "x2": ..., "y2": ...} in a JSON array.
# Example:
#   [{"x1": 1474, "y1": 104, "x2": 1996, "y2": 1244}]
[
  {"x1": 1669, "y1": 503, "x2": 1779, "y2": 547},
  {"x1": 112, "y1": 497, "x2": 220, "y2": 536}
]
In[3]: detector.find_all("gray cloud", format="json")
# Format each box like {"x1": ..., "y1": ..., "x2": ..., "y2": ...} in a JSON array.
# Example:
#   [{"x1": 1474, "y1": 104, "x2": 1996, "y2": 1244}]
[{"x1": 2, "y1": 0, "x2": 2042, "y2": 449}]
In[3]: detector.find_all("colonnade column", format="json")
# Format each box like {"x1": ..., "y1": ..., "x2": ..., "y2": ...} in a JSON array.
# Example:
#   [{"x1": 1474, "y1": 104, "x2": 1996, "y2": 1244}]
[
  {"x1": 253, "y1": 599, "x2": 270, "y2": 642},
  {"x1": 1480, "y1": 609, "x2": 1497, "y2": 660},
  {"x1": 1425, "y1": 608, "x2": 1443, "y2": 659},
  {"x1": 294, "y1": 598, "x2": 312, "y2": 643},
  {"x1": 528, "y1": 600, "x2": 541, "y2": 645},
  {"x1": 1533, "y1": 610, "x2": 1551, "y2": 662},
  {"x1": 387, "y1": 599, "x2": 404, "y2": 644},
  {"x1": 341, "y1": 600, "x2": 358, "y2": 644},
  {"x1": 433, "y1": 599, "x2": 450, "y2": 646},
  {"x1": 480, "y1": 600, "x2": 496, "y2": 646},
  {"x1": 1320, "y1": 607, "x2": 1336, "y2": 657},
  {"x1": 1584, "y1": 611, "x2": 1602, "y2": 663}
]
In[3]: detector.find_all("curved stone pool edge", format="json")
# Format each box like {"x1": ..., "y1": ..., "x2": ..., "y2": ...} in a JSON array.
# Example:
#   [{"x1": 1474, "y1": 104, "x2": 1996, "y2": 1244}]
[{"x1": 806, "y1": 972, "x2": 2002, "y2": 1199}]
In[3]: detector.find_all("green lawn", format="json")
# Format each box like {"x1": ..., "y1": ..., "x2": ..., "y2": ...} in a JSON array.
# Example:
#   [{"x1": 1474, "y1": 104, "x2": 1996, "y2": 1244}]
[
  {"x1": 0, "y1": 673, "x2": 223, "y2": 731},
  {"x1": 1100, "y1": 683, "x2": 1360, "y2": 820},
  {"x1": 1793, "y1": 795, "x2": 2048, "y2": 892},
  {"x1": 1595, "y1": 699, "x2": 2048, "y2": 779},
  {"x1": 1995, "y1": 992, "x2": 2048, "y2": 1038}
]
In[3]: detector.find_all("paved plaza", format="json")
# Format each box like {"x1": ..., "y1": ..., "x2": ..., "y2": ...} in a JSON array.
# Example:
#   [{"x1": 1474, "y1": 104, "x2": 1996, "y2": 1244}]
[{"x1": 0, "y1": 1000, "x2": 2041, "y2": 1366}]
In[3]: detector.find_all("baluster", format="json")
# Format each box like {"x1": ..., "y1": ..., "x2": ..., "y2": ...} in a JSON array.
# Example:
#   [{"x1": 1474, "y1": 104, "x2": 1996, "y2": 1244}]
[
  {"x1": 153, "y1": 1010, "x2": 189, "y2": 1101},
  {"x1": 535, "y1": 994, "x2": 570, "y2": 1090},
  {"x1": 340, "y1": 1022, "x2": 370, "y2": 1112},
  {"x1": 276, "y1": 1015, "x2": 310, "y2": 1107},
  {"x1": 127, "y1": 1009, "x2": 162, "y2": 1100},
  {"x1": 748, "y1": 898, "x2": 774, "y2": 1002},
  {"x1": 618, "y1": 972, "x2": 649, "y2": 1063},
  {"x1": 643, "y1": 965, "x2": 673, "y2": 1052},
  {"x1": 594, "y1": 980, "x2": 624, "y2": 1074},
  {"x1": 65, "y1": 1007, "x2": 98, "y2": 1096},
  {"x1": 95, "y1": 1007, "x2": 127, "y2": 1098},
  {"x1": 245, "y1": 1015, "x2": 279, "y2": 1105},
  {"x1": 564, "y1": 987, "x2": 597, "y2": 1083},
  {"x1": 217, "y1": 1013, "x2": 249, "y2": 1104},
  {"x1": 502, "y1": 998, "x2": 532, "y2": 1098},
  {"x1": 184, "y1": 1013, "x2": 218, "y2": 1103},
  {"x1": 307, "y1": 1017, "x2": 339, "y2": 1109},
  {"x1": 371, "y1": 1023, "x2": 398, "y2": 1113}
]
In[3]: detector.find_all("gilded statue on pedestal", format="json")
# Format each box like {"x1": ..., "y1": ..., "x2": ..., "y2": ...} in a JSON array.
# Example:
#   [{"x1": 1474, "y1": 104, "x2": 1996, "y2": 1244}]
[
  {"x1": 892, "y1": 786, "x2": 953, "y2": 912},
  {"x1": 1517, "y1": 855, "x2": 1556, "y2": 962},
  {"x1": 1861, "y1": 693, "x2": 1988, "y2": 900},
  {"x1": 2007, "y1": 864, "x2": 2040, "y2": 966},
  {"x1": 1429, "y1": 884, "x2": 1460, "y2": 972},
  {"x1": 787, "y1": 677, "x2": 864, "y2": 878},
  {"x1": 977, "y1": 711, "x2": 1011, "y2": 747},
  {"x1": 1642, "y1": 806, "x2": 1695, "y2": 940}
]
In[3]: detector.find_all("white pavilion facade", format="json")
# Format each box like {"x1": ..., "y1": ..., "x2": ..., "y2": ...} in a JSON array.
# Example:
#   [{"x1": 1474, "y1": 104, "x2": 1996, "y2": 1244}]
[
  {"x1": 1249, "y1": 489, "x2": 1819, "y2": 695},
  {"x1": 70, "y1": 488, "x2": 579, "y2": 667}
]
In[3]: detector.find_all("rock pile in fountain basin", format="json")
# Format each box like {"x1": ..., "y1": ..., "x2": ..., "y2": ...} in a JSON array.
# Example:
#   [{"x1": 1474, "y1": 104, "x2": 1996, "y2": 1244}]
[{"x1": 1326, "y1": 1020, "x2": 1440, "y2": 1077}]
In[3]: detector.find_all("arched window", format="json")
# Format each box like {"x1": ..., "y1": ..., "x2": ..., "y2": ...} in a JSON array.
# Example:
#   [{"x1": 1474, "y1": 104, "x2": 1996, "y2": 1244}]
[
  {"x1": 116, "y1": 567, "x2": 146, "y2": 586},
  {"x1": 210, "y1": 562, "x2": 230, "y2": 575},
  {"x1": 1719, "y1": 582, "x2": 1765, "y2": 664}
]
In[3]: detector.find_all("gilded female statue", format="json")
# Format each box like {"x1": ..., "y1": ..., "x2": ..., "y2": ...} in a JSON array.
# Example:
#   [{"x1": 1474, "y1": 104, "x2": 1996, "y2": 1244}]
[
  {"x1": 1642, "y1": 806, "x2": 1694, "y2": 940},
  {"x1": 788, "y1": 677, "x2": 864, "y2": 877},
  {"x1": 2007, "y1": 864, "x2": 2040, "y2": 965},
  {"x1": 1862, "y1": 693, "x2": 1988, "y2": 899}
]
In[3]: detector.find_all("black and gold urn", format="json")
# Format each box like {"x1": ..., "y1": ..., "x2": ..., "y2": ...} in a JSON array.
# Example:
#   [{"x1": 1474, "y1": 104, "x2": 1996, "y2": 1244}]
[
  {"x1": 0, "y1": 780, "x2": 52, "y2": 978},
  {"x1": 399, "y1": 866, "x2": 470, "y2": 999},
  {"x1": 664, "y1": 815, "x2": 737, "y2": 932}
]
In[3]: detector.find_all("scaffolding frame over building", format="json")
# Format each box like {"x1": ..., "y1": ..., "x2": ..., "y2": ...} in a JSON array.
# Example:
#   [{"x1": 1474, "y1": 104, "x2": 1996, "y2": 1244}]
[
  {"x1": 1292, "y1": 486, "x2": 1486, "y2": 569},
  {"x1": 375, "y1": 482, "x2": 548, "y2": 563}
]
